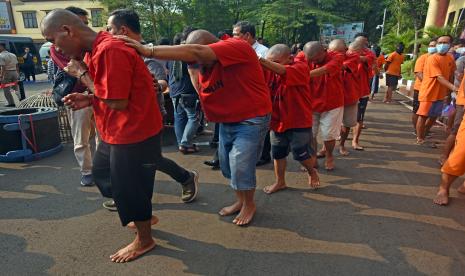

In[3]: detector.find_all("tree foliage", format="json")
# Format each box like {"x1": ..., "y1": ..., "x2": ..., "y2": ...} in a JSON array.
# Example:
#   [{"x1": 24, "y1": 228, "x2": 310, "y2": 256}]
[{"x1": 96, "y1": 0, "x2": 388, "y2": 45}]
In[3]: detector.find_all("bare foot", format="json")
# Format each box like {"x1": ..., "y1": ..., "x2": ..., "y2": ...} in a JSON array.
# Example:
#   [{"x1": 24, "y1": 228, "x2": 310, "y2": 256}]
[
  {"x1": 325, "y1": 156, "x2": 335, "y2": 171},
  {"x1": 127, "y1": 215, "x2": 159, "y2": 230},
  {"x1": 308, "y1": 168, "x2": 320, "y2": 189},
  {"x1": 110, "y1": 238, "x2": 156, "y2": 263},
  {"x1": 433, "y1": 188, "x2": 449, "y2": 206},
  {"x1": 339, "y1": 146, "x2": 350, "y2": 156},
  {"x1": 233, "y1": 203, "x2": 256, "y2": 226},
  {"x1": 352, "y1": 143, "x2": 364, "y2": 151},
  {"x1": 316, "y1": 150, "x2": 326, "y2": 159},
  {"x1": 457, "y1": 184, "x2": 465, "y2": 194},
  {"x1": 263, "y1": 183, "x2": 287, "y2": 194},
  {"x1": 219, "y1": 201, "x2": 242, "y2": 216}
]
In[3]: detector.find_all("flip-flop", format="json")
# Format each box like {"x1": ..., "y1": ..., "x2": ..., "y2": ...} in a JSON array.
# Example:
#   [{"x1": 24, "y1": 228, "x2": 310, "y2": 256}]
[
  {"x1": 316, "y1": 152, "x2": 326, "y2": 159},
  {"x1": 353, "y1": 146, "x2": 364, "y2": 151}
]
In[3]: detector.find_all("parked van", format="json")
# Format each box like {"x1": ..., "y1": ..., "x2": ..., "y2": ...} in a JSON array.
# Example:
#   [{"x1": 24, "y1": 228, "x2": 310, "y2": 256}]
[{"x1": 0, "y1": 35, "x2": 43, "y2": 74}]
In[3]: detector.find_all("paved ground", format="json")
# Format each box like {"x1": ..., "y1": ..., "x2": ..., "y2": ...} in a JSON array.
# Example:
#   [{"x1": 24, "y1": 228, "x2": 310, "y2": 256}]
[{"x1": 1, "y1": 85, "x2": 465, "y2": 275}]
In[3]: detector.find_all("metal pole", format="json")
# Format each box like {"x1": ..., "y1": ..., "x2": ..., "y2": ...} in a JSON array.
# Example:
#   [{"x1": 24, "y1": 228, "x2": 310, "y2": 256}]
[{"x1": 381, "y1": 8, "x2": 387, "y2": 41}]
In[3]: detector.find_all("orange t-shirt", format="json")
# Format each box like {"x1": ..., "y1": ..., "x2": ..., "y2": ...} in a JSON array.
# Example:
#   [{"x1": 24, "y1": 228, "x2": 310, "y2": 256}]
[
  {"x1": 419, "y1": 53, "x2": 456, "y2": 102},
  {"x1": 386, "y1": 51, "x2": 404, "y2": 76},
  {"x1": 377, "y1": 54, "x2": 386, "y2": 68},
  {"x1": 413, "y1": 53, "x2": 429, "y2": 91},
  {"x1": 457, "y1": 70, "x2": 465, "y2": 105}
]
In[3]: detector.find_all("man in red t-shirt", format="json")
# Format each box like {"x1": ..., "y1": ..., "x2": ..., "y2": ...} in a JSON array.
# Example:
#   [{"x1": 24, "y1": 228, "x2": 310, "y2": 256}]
[
  {"x1": 42, "y1": 9, "x2": 164, "y2": 263},
  {"x1": 328, "y1": 39, "x2": 361, "y2": 156},
  {"x1": 119, "y1": 30, "x2": 272, "y2": 226},
  {"x1": 295, "y1": 41, "x2": 344, "y2": 170},
  {"x1": 258, "y1": 44, "x2": 320, "y2": 194},
  {"x1": 352, "y1": 33, "x2": 376, "y2": 151}
]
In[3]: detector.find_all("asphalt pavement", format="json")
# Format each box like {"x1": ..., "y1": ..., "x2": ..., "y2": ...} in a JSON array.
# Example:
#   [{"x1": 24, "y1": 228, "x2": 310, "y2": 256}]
[{"x1": 1, "y1": 85, "x2": 465, "y2": 275}]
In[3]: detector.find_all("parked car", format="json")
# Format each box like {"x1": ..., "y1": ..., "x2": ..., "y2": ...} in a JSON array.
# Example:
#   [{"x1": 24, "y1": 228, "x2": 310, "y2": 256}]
[{"x1": 0, "y1": 35, "x2": 43, "y2": 74}]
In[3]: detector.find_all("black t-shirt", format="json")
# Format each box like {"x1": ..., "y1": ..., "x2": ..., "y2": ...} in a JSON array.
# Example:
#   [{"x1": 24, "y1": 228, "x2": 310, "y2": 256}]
[{"x1": 166, "y1": 60, "x2": 197, "y2": 98}]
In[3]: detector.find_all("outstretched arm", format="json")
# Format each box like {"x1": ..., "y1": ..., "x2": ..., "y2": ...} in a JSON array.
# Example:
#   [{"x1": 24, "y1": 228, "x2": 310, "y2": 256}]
[
  {"x1": 259, "y1": 57, "x2": 286, "y2": 75},
  {"x1": 116, "y1": 35, "x2": 217, "y2": 64}
]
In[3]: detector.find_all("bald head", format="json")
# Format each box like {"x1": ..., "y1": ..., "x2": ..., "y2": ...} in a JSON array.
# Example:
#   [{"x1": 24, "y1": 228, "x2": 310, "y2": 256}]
[
  {"x1": 266, "y1": 44, "x2": 291, "y2": 64},
  {"x1": 348, "y1": 40, "x2": 364, "y2": 52},
  {"x1": 41, "y1": 9, "x2": 95, "y2": 60},
  {"x1": 328, "y1": 39, "x2": 346, "y2": 53},
  {"x1": 41, "y1": 9, "x2": 86, "y2": 34},
  {"x1": 303, "y1": 41, "x2": 326, "y2": 63},
  {"x1": 354, "y1": 36, "x2": 368, "y2": 48},
  {"x1": 303, "y1": 41, "x2": 324, "y2": 59},
  {"x1": 186, "y1": 30, "x2": 219, "y2": 45}
]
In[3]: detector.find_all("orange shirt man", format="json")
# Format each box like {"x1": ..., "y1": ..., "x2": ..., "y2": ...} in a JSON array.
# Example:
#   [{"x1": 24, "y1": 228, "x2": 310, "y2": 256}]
[
  {"x1": 416, "y1": 35, "x2": 457, "y2": 144},
  {"x1": 384, "y1": 44, "x2": 405, "y2": 102},
  {"x1": 412, "y1": 39, "x2": 437, "y2": 129}
]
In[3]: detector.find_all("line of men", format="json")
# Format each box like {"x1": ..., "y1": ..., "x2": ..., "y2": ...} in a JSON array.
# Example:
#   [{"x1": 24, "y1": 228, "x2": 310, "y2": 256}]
[
  {"x1": 409, "y1": 35, "x2": 465, "y2": 206},
  {"x1": 41, "y1": 7, "x2": 379, "y2": 263}
]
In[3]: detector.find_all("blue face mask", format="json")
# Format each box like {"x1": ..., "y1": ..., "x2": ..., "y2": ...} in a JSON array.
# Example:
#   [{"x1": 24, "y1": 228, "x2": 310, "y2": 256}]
[
  {"x1": 427, "y1": 47, "x2": 437, "y2": 54},
  {"x1": 436, "y1": 44, "x2": 450, "y2": 54}
]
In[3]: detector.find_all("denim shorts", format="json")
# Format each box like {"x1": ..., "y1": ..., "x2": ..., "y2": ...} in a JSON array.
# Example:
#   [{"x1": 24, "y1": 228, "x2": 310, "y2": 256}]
[
  {"x1": 218, "y1": 114, "x2": 270, "y2": 190},
  {"x1": 270, "y1": 128, "x2": 314, "y2": 161}
]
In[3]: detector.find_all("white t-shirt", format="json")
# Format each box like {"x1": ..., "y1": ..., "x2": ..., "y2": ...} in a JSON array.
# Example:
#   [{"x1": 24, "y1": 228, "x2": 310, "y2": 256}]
[{"x1": 252, "y1": 41, "x2": 268, "y2": 58}]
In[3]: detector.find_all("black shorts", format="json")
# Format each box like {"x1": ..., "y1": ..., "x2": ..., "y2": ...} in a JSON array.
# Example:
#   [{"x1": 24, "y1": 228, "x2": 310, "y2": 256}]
[
  {"x1": 92, "y1": 134, "x2": 161, "y2": 226},
  {"x1": 357, "y1": 97, "x2": 369, "y2": 122},
  {"x1": 412, "y1": 90, "x2": 420, "y2": 114},
  {"x1": 386, "y1": 74, "x2": 399, "y2": 89}
]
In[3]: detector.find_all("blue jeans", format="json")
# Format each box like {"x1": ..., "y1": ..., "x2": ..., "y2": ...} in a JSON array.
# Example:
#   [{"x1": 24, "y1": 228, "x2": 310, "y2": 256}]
[
  {"x1": 172, "y1": 97, "x2": 200, "y2": 147},
  {"x1": 371, "y1": 76, "x2": 379, "y2": 95},
  {"x1": 218, "y1": 114, "x2": 270, "y2": 190}
]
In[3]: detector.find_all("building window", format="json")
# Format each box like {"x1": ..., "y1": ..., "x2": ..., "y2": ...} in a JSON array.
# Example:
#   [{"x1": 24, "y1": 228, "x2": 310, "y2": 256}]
[
  {"x1": 91, "y1": 9, "x2": 103, "y2": 27},
  {"x1": 22, "y1": 11, "x2": 37, "y2": 28},
  {"x1": 447, "y1": 11, "x2": 456, "y2": 26}
]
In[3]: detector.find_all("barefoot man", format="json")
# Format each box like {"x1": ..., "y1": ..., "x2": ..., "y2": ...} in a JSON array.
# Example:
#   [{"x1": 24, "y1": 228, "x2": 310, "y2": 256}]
[
  {"x1": 416, "y1": 35, "x2": 457, "y2": 145},
  {"x1": 434, "y1": 110, "x2": 465, "y2": 205},
  {"x1": 336, "y1": 40, "x2": 363, "y2": 155},
  {"x1": 296, "y1": 41, "x2": 344, "y2": 170},
  {"x1": 412, "y1": 39, "x2": 437, "y2": 132},
  {"x1": 352, "y1": 34, "x2": 376, "y2": 151},
  {"x1": 258, "y1": 44, "x2": 320, "y2": 194},
  {"x1": 119, "y1": 30, "x2": 271, "y2": 226},
  {"x1": 42, "y1": 9, "x2": 163, "y2": 262}
]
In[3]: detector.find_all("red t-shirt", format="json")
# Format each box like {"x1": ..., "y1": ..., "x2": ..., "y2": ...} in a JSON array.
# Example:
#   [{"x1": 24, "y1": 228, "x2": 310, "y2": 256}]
[
  {"x1": 343, "y1": 52, "x2": 361, "y2": 106},
  {"x1": 265, "y1": 60, "x2": 312, "y2": 133},
  {"x1": 198, "y1": 38, "x2": 271, "y2": 123},
  {"x1": 297, "y1": 51, "x2": 344, "y2": 112},
  {"x1": 358, "y1": 48, "x2": 376, "y2": 97},
  {"x1": 86, "y1": 32, "x2": 162, "y2": 144}
]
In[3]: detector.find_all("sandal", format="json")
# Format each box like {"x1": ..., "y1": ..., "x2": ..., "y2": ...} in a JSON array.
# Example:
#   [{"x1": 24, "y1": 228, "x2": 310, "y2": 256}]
[{"x1": 179, "y1": 145, "x2": 199, "y2": 154}]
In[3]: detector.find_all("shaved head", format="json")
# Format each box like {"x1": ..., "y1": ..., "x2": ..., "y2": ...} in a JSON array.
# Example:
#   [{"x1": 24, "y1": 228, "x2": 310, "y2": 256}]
[
  {"x1": 268, "y1": 44, "x2": 290, "y2": 58},
  {"x1": 303, "y1": 41, "x2": 324, "y2": 59},
  {"x1": 41, "y1": 9, "x2": 86, "y2": 35},
  {"x1": 186, "y1": 30, "x2": 219, "y2": 45},
  {"x1": 266, "y1": 44, "x2": 292, "y2": 64},
  {"x1": 41, "y1": 9, "x2": 94, "y2": 59},
  {"x1": 355, "y1": 36, "x2": 368, "y2": 48},
  {"x1": 303, "y1": 41, "x2": 326, "y2": 63},
  {"x1": 348, "y1": 40, "x2": 364, "y2": 52},
  {"x1": 328, "y1": 39, "x2": 346, "y2": 53}
]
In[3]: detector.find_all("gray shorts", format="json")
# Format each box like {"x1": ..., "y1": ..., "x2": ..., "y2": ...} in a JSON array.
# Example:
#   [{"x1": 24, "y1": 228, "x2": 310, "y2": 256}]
[
  {"x1": 270, "y1": 128, "x2": 315, "y2": 161},
  {"x1": 343, "y1": 103, "x2": 358, "y2": 127},
  {"x1": 452, "y1": 105, "x2": 465, "y2": 135}
]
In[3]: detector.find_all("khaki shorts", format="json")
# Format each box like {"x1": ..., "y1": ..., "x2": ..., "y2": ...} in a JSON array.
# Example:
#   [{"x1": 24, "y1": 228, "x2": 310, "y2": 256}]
[
  {"x1": 342, "y1": 103, "x2": 358, "y2": 128},
  {"x1": 313, "y1": 106, "x2": 344, "y2": 141}
]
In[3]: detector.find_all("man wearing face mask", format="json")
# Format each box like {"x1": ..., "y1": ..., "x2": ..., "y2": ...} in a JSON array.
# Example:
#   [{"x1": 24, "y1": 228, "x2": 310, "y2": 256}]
[
  {"x1": 384, "y1": 43, "x2": 405, "y2": 103},
  {"x1": 412, "y1": 39, "x2": 437, "y2": 131},
  {"x1": 416, "y1": 35, "x2": 457, "y2": 145}
]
